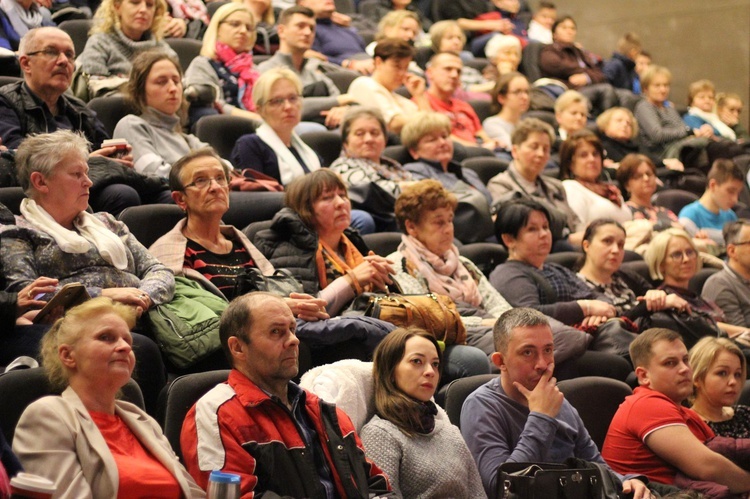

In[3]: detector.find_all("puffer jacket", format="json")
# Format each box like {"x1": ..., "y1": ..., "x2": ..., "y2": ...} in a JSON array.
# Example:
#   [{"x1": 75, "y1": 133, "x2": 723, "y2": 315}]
[{"x1": 251, "y1": 207, "x2": 369, "y2": 295}]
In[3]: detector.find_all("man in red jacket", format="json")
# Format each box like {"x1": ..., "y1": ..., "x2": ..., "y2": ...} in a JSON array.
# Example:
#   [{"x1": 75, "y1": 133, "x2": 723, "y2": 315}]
[{"x1": 181, "y1": 292, "x2": 391, "y2": 497}]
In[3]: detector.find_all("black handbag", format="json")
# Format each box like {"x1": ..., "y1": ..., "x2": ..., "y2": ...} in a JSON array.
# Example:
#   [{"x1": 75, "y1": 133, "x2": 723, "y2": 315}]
[
  {"x1": 635, "y1": 309, "x2": 724, "y2": 350},
  {"x1": 234, "y1": 268, "x2": 304, "y2": 297},
  {"x1": 497, "y1": 459, "x2": 621, "y2": 499}
]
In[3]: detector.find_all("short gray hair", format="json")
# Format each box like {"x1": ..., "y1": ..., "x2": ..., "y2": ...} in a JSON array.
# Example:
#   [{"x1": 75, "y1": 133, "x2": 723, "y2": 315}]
[
  {"x1": 493, "y1": 307, "x2": 550, "y2": 353},
  {"x1": 15, "y1": 130, "x2": 91, "y2": 196},
  {"x1": 723, "y1": 219, "x2": 750, "y2": 246}
]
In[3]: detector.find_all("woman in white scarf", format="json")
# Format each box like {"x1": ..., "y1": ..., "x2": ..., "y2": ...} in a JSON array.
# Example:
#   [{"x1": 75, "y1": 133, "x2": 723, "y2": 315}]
[
  {"x1": 231, "y1": 68, "x2": 321, "y2": 185},
  {"x1": 2, "y1": 129, "x2": 174, "y2": 313},
  {"x1": 0, "y1": 129, "x2": 175, "y2": 413}
]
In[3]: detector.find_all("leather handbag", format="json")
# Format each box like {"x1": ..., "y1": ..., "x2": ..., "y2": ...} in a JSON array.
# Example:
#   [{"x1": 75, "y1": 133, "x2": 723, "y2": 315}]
[
  {"x1": 353, "y1": 292, "x2": 467, "y2": 345},
  {"x1": 234, "y1": 268, "x2": 304, "y2": 297},
  {"x1": 497, "y1": 459, "x2": 621, "y2": 499},
  {"x1": 636, "y1": 309, "x2": 724, "y2": 350}
]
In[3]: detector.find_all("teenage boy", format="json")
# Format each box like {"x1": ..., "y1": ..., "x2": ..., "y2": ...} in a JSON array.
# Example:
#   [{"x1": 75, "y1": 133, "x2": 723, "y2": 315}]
[
  {"x1": 678, "y1": 158, "x2": 744, "y2": 246},
  {"x1": 526, "y1": 1, "x2": 556, "y2": 44}
]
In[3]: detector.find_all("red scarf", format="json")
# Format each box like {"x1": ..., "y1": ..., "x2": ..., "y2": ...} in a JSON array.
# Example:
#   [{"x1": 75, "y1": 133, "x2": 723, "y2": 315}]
[{"x1": 214, "y1": 42, "x2": 259, "y2": 112}]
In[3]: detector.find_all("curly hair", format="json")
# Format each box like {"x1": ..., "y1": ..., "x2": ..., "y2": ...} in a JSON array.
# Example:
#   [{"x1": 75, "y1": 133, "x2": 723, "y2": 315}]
[
  {"x1": 394, "y1": 179, "x2": 457, "y2": 232},
  {"x1": 91, "y1": 0, "x2": 169, "y2": 40}
]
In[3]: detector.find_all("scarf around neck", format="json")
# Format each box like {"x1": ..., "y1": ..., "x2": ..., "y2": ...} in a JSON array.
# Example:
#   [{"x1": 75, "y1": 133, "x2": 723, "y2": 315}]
[
  {"x1": 398, "y1": 234, "x2": 481, "y2": 307},
  {"x1": 687, "y1": 106, "x2": 736, "y2": 141},
  {"x1": 255, "y1": 123, "x2": 321, "y2": 185},
  {"x1": 315, "y1": 234, "x2": 364, "y2": 290},
  {"x1": 20, "y1": 199, "x2": 129, "y2": 270},
  {"x1": 576, "y1": 179, "x2": 623, "y2": 207},
  {"x1": 0, "y1": 0, "x2": 43, "y2": 37},
  {"x1": 214, "y1": 42, "x2": 259, "y2": 112}
]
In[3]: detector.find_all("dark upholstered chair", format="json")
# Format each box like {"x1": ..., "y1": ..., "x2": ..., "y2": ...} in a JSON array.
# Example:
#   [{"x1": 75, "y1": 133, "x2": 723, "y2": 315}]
[{"x1": 0, "y1": 367, "x2": 143, "y2": 446}]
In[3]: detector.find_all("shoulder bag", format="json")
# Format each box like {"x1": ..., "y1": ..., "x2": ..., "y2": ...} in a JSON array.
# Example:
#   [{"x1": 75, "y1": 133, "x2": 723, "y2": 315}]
[
  {"x1": 349, "y1": 291, "x2": 467, "y2": 345},
  {"x1": 234, "y1": 268, "x2": 303, "y2": 297},
  {"x1": 229, "y1": 168, "x2": 284, "y2": 192},
  {"x1": 497, "y1": 458, "x2": 621, "y2": 499}
]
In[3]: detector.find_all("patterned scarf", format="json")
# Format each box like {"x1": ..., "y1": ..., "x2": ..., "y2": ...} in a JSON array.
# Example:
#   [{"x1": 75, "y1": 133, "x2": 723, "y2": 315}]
[
  {"x1": 398, "y1": 234, "x2": 481, "y2": 307},
  {"x1": 214, "y1": 42, "x2": 259, "y2": 112},
  {"x1": 315, "y1": 234, "x2": 365, "y2": 290},
  {"x1": 576, "y1": 179, "x2": 623, "y2": 207}
]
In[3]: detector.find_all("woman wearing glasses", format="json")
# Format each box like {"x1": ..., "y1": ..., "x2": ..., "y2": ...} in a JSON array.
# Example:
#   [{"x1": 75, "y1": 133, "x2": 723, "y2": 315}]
[
  {"x1": 482, "y1": 72, "x2": 530, "y2": 149},
  {"x1": 113, "y1": 50, "x2": 215, "y2": 178},
  {"x1": 230, "y1": 67, "x2": 321, "y2": 184},
  {"x1": 644, "y1": 228, "x2": 746, "y2": 339},
  {"x1": 184, "y1": 3, "x2": 262, "y2": 125}
]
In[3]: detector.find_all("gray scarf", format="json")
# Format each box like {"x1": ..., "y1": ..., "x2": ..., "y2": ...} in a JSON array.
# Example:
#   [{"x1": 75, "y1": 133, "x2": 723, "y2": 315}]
[{"x1": 0, "y1": 0, "x2": 44, "y2": 37}]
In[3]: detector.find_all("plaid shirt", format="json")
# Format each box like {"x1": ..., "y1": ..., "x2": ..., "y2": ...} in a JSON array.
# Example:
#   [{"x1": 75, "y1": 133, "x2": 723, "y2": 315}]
[{"x1": 540, "y1": 263, "x2": 595, "y2": 302}]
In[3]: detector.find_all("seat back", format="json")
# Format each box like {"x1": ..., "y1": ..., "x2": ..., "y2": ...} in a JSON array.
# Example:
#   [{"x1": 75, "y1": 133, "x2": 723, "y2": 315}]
[
  {"x1": 689, "y1": 267, "x2": 720, "y2": 295},
  {"x1": 468, "y1": 99, "x2": 493, "y2": 123},
  {"x1": 520, "y1": 41, "x2": 545, "y2": 83},
  {"x1": 224, "y1": 191, "x2": 284, "y2": 230},
  {"x1": 206, "y1": 0, "x2": 229, "y2": 18},
  {"x1": 545, "y1": 251, "x2": 581, "y2": 270},
  {"x1": 461, "y1": 157, "x2": 509, "y2": 186},
  {"x1": 652, "y1": 189, "x2": 699, "y2": 215},
  {"x1": 299, "y1": 131, "x2": 342, "y2": 167},
  {"x1": 194, "y1": 115, "x2": 260, "y2": 160},
  {"x1": 362, "y1": 232, "x2": 403, "y2": 257},
  {"x1": 87, "y1": 95, "x2": 138, "y2": 137},
  {"x1": 325, "y1": 70, "x2": 360, "y2": 94},
  {"x1": 0, "y1": 367, "x2": 143, "y2": 446},
  {"x1": 118, "y1": 204, "x2": 185, "y2": 248},
  {"x1": 0, "y1": 187, "x2": 26, "y2": 215},
  {"x1": 440, "y1": 374, "x2": 496, "y2": 428},
  {"x1": 58, "y1": 19, "x2": 93, "y2": 57},
  {"x1": 557, "y1": 376, "x2": 632, "y2": 450},
  {"x1": 160, "y1": 370, "x2": 230, "y2": 461},
  {"x1": 165, "y1": 38, "x2": 203, "y2": 72},
  {"x1": 458, "y1": 243, "x2": 508, "y2": 277}
]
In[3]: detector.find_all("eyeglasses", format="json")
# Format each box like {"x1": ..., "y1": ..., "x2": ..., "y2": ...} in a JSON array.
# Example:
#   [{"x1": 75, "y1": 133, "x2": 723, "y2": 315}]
[
  {"x1": 26, "y1": 48, "x2": 76, "y2": 63},
  {"x1": 184, "y1": 175, "x2": 229, "y2": 190},
  {"x1": 667, "y1": 248, "x2": 697, "y2": 261},
  {"x1": 265, "y1": 95, "x2": 302, "y2": 108},
  {"x1": 507, "y1": 89, "x2": 530, "y2": 95},
  {"x1": 220, "y1": 19, "x2": 254, "y2": 31},
  {"x1": 732, "y1": 241, "x2": 750, "y2": 246}
]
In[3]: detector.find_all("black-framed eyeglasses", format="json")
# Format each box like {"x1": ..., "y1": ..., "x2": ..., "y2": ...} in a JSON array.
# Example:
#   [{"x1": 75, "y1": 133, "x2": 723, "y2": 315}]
[
  {"x1": 183, "y1": 176, "x2": 229, "y2": 190},
  {"x1": 26, "y1": 48, "x2": 76, "y2": 63}
]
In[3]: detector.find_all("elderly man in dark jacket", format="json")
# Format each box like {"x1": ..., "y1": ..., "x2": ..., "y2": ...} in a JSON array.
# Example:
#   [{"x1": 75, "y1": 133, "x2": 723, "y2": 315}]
[{"x1": 0, "y1": 26, "x2": 170, "y2": 215}]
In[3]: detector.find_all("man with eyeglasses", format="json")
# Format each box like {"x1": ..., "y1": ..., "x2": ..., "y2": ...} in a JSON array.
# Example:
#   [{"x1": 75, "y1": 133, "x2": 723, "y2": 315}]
[
  {"x1": 0, "y1": 27, "x2": 172, "y2": 215},
  {"x1": 257, "y1": 5, "x2": 357, "y2": 129},
  {"x1": 703, "y1": 219, "x2": 750, "y2": 334},
  {"x1": 423, "y1": 51, "x2": 502, "y2": 150}
]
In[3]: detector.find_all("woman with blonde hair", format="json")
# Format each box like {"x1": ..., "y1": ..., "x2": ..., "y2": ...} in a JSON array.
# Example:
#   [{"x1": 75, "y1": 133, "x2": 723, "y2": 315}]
[
  {"x1": 77, "y1": 0, "x2": 177, "y2": 78},
  {"x1": 366, "y1": 10, "x2": 422, "y2": 55},
  {"x1": 184, "y1": 3, "x2": 262, "y2": 123},
  {"x1": 360, "y1": 327, "x2": 487, "y2": 498},
  {"x1": 13, "y1": 298, "x2": 204, "y2": 498},
  {"x1": 689, "y1": 336, "x2": 750, "y2": 438},
  {"x1": 233, "y1": 0, "x2": 276, "y2": 54}
]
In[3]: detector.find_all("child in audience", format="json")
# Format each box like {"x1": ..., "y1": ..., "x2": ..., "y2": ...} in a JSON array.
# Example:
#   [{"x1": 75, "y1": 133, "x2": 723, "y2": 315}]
[
  {"x1": 526, "y1": 1, "x2": 555, "y2": 44},
  {"x1": 684, "y1": 80, "x2": 738, "y2": 141},
  {"x1": 678, "y1": 159, "x2": 743, "y2": 246},
  {"x1": 633, "y1": 51, "x2": 651, "y2": 93},
  {"x1": 603, "y1": 32, "x2": 642, "y2": 93},
  {"x1": 717, "y1": 92, "x2": 749, "y2": 143}
]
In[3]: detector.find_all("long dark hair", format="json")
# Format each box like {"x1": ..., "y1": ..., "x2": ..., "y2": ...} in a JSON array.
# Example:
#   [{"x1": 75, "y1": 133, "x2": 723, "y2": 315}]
[{"x1": 372, "y1": 327, "x2": 442, "y2": 436}]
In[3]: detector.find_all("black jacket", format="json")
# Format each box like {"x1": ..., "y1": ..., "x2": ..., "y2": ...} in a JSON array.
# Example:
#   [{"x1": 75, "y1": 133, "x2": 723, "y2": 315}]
[
  {"x1": 251, "y1": 207, "x2": 369, "y2": 295},
  {"x1": 0, "y1": 82, "x2": 109, "y2": 150}
]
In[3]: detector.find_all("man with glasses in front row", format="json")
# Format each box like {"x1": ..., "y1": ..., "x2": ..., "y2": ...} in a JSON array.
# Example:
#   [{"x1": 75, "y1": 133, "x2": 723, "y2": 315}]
[{"x1": 0, "y1": 27, "x2": 171, "y2": 214}]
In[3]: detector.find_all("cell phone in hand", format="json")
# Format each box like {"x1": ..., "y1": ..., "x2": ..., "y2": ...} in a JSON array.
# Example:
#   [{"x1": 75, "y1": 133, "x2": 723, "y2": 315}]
[{"x1": 33, "y1": 283, "x2": 90, "y2": 324}]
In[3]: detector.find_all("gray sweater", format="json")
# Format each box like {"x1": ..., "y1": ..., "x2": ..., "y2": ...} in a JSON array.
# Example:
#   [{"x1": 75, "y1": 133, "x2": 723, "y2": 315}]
[
  {"x1": 113, "y1": 108, "x2": 208, "y2": 178},
  {"x1": 360, "y1": 409, "x2": 487, "y2": 499},
  {"x1": 78, "y1": 28, "x2": 176, "y2": 77}
]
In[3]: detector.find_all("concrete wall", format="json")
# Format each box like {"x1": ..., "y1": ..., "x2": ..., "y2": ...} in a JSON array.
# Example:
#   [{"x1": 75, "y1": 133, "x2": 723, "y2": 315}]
[{"x1": 544, "y1": 0, "x2": 750, "y2": 127}]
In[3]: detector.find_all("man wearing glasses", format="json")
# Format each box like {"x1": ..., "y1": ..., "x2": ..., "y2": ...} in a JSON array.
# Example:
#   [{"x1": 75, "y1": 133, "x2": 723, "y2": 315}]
[
  {"x1": 0, "y1": 27, "x2": 172, "y2": 214},
  {"x1": 703, "y1": 220, "x2": 750, "y2": 335}
]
